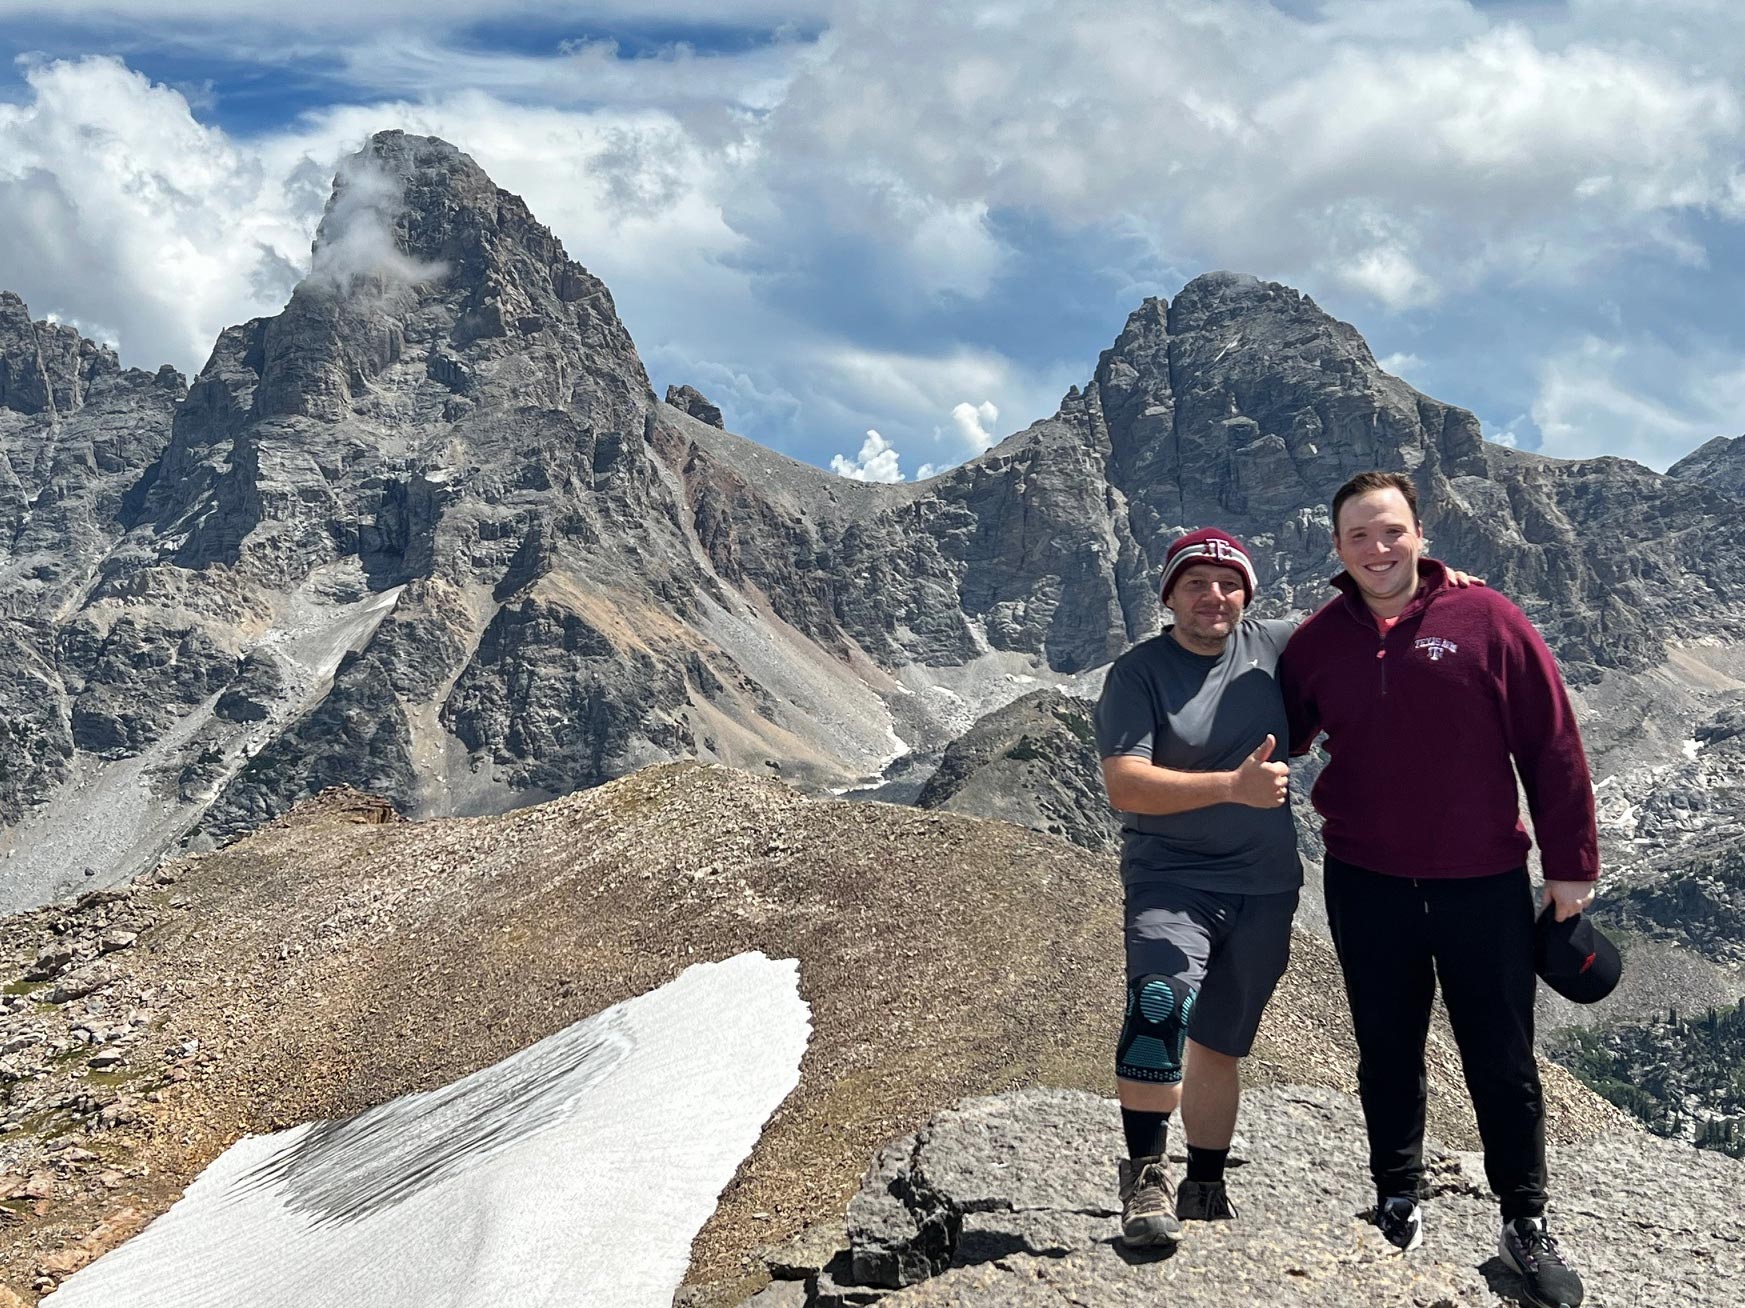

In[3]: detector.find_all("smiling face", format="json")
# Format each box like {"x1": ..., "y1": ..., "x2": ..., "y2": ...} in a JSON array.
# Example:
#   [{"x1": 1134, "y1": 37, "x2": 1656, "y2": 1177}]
[
  {"x1": 1334, "y1": 487, "x2": 1426, "y2": 617},
  {"x1": 1165, "y1": 561, "x2": 1248, "y2": 654}
]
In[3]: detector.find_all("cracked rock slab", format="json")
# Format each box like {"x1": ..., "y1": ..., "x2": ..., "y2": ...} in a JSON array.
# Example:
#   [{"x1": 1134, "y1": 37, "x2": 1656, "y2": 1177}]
[{"x1": 817, "y1": 1085, "x2": 1745, "y2": 1308}]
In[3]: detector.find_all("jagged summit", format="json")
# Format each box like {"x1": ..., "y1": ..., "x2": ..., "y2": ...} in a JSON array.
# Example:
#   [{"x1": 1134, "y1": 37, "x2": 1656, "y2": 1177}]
[
  {"x1": 225, "y1": 130, "x2": 649, "y2": 430},
  {"x1": 0, "y1": 291, "x2": 183, "y2": 419},
  {"x1": 303, "y1": 131, "x2": 646, "y2": 389}
]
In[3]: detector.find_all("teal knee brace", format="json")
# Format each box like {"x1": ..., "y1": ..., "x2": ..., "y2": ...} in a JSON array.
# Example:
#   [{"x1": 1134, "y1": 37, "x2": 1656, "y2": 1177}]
[{"x1": 1116, "y1": 975, "x2": 1196, "y2": 1084}]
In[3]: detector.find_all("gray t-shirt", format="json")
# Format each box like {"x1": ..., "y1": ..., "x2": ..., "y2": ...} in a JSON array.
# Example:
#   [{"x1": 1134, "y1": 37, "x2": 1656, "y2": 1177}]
[{"x1": 1094, "y1": 618, "x2": 1300, "y2": 894}]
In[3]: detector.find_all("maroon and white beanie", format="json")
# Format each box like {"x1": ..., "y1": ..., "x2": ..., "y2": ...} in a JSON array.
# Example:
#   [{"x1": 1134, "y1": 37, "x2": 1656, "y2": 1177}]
[{"x1": 1159, "y1": 528, "x2": 1258, "y2": 602}]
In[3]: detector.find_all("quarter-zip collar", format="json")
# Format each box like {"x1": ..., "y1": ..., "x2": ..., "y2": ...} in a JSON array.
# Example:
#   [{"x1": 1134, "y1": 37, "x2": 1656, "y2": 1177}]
[{"x1": 1331, "y1": 557, "x2": 1451, "y2": 630}]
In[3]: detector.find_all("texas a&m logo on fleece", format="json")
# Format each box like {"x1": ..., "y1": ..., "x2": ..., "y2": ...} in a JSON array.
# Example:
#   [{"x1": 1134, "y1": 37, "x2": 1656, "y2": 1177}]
[{"x1": 1415, "y1": 637, "x2": 1459, "y2": 662}]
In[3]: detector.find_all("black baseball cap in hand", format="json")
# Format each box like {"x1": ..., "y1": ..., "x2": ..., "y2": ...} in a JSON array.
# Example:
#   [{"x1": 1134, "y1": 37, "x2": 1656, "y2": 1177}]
[{"x1": 1534, "y1": 905, "x2": 1622, "y2": 1004}]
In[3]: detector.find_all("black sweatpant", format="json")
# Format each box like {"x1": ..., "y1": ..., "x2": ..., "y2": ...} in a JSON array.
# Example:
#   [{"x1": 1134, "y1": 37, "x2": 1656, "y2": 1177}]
[{"x1": 1324, "y1": 856, "x2": 1547, "y2": 1220}]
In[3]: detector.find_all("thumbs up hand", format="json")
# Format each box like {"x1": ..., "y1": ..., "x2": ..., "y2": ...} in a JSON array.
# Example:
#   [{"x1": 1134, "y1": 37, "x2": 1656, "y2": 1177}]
[{"x1": 1231, "y1": 734, "x2": 1289, "y2": 808}]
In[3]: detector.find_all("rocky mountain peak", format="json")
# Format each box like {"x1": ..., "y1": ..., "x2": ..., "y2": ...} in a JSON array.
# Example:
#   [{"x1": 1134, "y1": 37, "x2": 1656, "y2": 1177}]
[
  {"x1": 308, "y1": 131, "x2": 485, "y2": 284},
  {"x1": 123, "y1": 130, "x2": 655, "y2": 580},
  {"x1": 0, "y1": 292, "x2": 176, "y2": 419},
  {"x1": 1083, "y1": 270, "x2": 1486, "y2": 578},
  {"x1": 198, "y1": 129, "x2": 649, "y2": 435}
]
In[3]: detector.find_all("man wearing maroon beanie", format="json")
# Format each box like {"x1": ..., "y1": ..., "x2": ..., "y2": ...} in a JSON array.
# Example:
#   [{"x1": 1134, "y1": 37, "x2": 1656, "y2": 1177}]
[
  {"x1": 1094, "y1": 526, "x2": 1298, "y2": 1247},
  {"x1": 1280, "y1": 471, "x2": 1597, "y2": 1308}
]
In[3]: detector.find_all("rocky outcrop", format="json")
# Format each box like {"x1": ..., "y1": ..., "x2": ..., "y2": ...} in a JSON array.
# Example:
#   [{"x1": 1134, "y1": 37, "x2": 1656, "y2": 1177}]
[
  {"x1": 199, "y1": 651, "x2": 418, "y2": 841},
  {"x1": 666, "y1": 384, "x2": 725, "y2": 429},
  {"x1": 748, "y1": 1086, "x2": 1740, "y2": 1308},
  {"x1": 915, "y1": 690, "x2": 1117, "y2": 853}
]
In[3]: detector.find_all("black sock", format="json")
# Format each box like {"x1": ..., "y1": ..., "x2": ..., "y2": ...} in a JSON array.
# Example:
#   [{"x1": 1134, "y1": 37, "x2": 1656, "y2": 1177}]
[
  {"x1": 1185, "y1": 1145, "x2": 1229, "y2": 1184},
  {"x1": 1122, "y1": 1108, "x2": 1168, "y2": 1160}
]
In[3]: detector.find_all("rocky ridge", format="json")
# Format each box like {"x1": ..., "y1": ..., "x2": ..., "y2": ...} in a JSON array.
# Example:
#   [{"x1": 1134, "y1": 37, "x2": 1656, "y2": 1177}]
[
  {"x1": 0, "y1": 764, "x2": 1624, "y2": 1303},
  {"x1": 0, "y1": 294, "x2": 186, "y2": 829},
  {"x1": 914, "y1": 690, "x2": 1117, "y2": 854},
  {"x1": 736, "y1": 1086, "x2": 1740, "y2": 1308}
]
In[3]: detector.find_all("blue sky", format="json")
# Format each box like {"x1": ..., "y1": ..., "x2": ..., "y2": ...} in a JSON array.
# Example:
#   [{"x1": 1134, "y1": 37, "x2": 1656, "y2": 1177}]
[{"x1": 2, "y1": 0, "x2": 1743, "y2": 480}]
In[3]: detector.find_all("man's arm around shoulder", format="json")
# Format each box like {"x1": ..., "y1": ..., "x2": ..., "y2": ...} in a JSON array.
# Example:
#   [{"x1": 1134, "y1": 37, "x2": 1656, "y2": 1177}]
[{"x1": 1278, "y1": 621, "x2": 1323, "y2": 758}]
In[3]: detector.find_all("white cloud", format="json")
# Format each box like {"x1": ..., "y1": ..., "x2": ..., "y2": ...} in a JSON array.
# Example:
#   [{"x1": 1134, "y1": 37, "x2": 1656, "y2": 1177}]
[
  {"x1": 1339, "y1": 243, "x2": 1433, "y2": 310},
  {"x1": 0, "y1": 57, "x2": 315, "y2": 373},
  {"x1": 1479, "y1": 409, "x2": 1535, "y2": 450},
  {"x1": 1531, "y1": 335, "x2": 1745, "y2": 470},
  {"x1": 0, "y1": 58, "x2": 753, "y2": 380},
  {"x1": 830, "y1": 429, "x2": 905, "y2": 482},
  {"x1": 7, "y1": 3, "x2": 1745, "y2": 479},
  {"x1": 304, "y1": 153, "x2": 448, "y2": 295},
  {"x1": 760, "y1": 6, "x2": 1745, "y2": 305},
  {"x1": 1377, "y1": 351, "x2": 1425, "y2": 379},
  {"x1": 950, "y1": 400, "x2": 999, "y2": 453}
]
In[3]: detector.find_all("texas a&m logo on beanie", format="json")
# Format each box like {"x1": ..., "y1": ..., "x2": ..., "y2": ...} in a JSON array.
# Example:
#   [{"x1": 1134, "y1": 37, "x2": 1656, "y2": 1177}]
[{"x1": 1159, "y1": 528, "x2": 1258, "y2": 603}]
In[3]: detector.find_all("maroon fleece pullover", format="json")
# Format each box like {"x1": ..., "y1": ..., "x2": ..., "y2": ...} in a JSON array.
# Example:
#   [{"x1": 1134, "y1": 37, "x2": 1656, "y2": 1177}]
[{"x1": 1279, "y1": 559, "x2": 1599, "y2": 882}]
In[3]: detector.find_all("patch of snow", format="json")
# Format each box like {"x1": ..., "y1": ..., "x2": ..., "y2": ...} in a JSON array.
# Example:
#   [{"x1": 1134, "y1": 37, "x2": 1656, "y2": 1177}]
[{"x1": 44, "y1": 952, "x2": 810, "y2": 1308}]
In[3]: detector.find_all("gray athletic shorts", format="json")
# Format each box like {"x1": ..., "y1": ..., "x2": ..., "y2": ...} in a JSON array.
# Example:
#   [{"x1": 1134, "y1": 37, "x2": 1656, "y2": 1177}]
[{"x1": 1124, "y1": 881, "x2": 1299, "y2": 1059}]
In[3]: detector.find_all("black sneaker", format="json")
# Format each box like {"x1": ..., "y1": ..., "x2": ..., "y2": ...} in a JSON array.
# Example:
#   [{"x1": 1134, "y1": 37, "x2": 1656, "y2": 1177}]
[
  {"x1": 1375, "y1": 1195, "x2": 1422, "y2": 1252},
  {"x1": 1117, "y1": 1155, "x2": 1182, "y2": 1248},
  {"x1": 1175, "y1": 1178, "x2": 1239, "y2": 1221},
  {"x1": 1500, "y1": 1215, "x2": 1584, "y2": 1308}
]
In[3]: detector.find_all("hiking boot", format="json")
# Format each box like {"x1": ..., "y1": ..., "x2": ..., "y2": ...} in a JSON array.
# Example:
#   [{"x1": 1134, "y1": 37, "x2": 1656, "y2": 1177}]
[
  {"x1": 1118, "y1": 1155, "x2": 1182, "y2": 1248},
  {"x1": 1500, "y1": 1215, "x2": 1584, "y2": 1308},
  {"x1": 1175, "y1": 1178, "x2": 1239, "y2": 1221},
  {"x1": 1375, "y1": 1195, "x2": 1423, "y2": 1252}
]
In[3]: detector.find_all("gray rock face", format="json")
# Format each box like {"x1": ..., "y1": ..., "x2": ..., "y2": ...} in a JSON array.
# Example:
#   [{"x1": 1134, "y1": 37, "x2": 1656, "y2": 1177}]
[
  {"x1": 0, "y1": 293, "x2": 186, "y2": 825},
  {"x1": 201, "y1": 650, "x2": 419, "y2": 841},
  {"x1": 214, "y1": 649, "x2": 288, "y2": 724},
  {"x1": 1669, "y1": 433, "x2": 1745, "y2": 499},
  {"x1": 915, "y1": 690, "x2": 1117, "y2": 853},
  {"x1": 761, "y1": 1085, "x2": 1745, "y2": 1307},
  {"x1": 1588, "y1": 702, "x2": 1745, "y2": 962}
]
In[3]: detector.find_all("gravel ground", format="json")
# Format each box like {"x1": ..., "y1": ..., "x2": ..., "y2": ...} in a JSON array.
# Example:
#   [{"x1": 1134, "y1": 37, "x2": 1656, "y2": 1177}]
[{"x1": 0, "y1": 763, "x2": 1630, "y2": 1302}]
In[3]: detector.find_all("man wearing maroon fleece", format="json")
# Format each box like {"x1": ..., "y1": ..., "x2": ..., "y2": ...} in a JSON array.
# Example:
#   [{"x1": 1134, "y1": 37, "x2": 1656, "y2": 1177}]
[{"x1": 1279, "y1": 471, "x2": 1597, "y2": 1308}]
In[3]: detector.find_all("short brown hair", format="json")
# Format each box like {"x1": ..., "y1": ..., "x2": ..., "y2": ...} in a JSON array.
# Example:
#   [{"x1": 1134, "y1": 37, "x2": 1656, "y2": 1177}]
[{"x1": 1332, "y1": 471, "x2": 1420, "y2": 535}]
